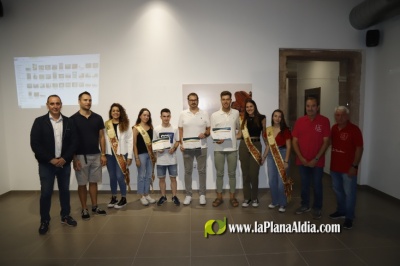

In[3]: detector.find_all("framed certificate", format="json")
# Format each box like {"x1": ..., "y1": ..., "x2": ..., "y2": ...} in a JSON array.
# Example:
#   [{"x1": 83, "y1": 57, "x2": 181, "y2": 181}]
[
  {"x1": 183, "y1": 137, "x2": 201, "y2": 149},
  {"x1": 211, "y1": 127, "x2": 232, "y2": 141},
  {"x1": 152, "y1": 137, "x2": 171, "y2": 151}
]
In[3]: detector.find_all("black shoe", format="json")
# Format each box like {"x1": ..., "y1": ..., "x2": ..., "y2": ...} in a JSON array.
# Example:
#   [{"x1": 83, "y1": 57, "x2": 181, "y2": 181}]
[
  {"x1": 312, "y1": 209, "x2": 322, "y2": 220},
  {"x1": 295, "y1": 206, "x2": 311, "y2": 214},
  {"x1": 329, "y1": 211, "x2": 345, "y2": 220},
  {"x1": 157, "y1": 196, "x2": 167, "y2": 206},
  {"x1": 172, "y1": 196, "x2": 180, "y2": 206},
  {"x1": 343, "y1": 219, "x2": 353, "y2": 230},
  {"x1": 61, "y1": 215, "x2": 77, "y2": 227},
  {"x1": 108, "y1": 196, "x2": 118, "y2": 208},
  {"x1": 92, "y1": 206, "x2": 107, "y2": 216},
  {"x1": 38, "y1": 221, "x2": 49, "y2": 235},
  {"x1": 114, "y1": 197, "x2": 127, "y2": 209},
  {"x1": 81, "y1": 209, "x2": 90, "y2": 220}
]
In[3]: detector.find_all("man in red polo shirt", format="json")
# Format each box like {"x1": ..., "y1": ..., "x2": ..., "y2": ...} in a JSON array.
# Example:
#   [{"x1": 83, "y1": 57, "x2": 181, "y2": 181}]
[
  {"x1": 292, "y1": 96, "x2": 330, "y2": 219},
  {"x1": 329, "y1": 106, "x2": 363, "y2": 229}
]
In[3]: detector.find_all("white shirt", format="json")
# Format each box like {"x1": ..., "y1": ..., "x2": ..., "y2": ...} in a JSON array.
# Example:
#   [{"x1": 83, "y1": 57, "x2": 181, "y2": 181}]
[
  {"x1": 105, "y1": 124, "x2": 134, "y2": 159},
  {"x1": 178, "y1": 109, "x2": 210, "y2": 149},
  {"x1": 210, "y1": 108, "x2": 240, "y2": 151},
  {"x1": 49, "y1": 114, "x2": 63, "y2": 158},
  {"x1": 153, "y1": 124, "x2": 179, "y2": 165}
]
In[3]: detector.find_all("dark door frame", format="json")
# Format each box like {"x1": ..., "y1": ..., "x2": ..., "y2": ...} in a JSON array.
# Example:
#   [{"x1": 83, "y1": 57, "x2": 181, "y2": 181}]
[
  {"x1": 304, "y1": 87, "x2": 321, "y2": 115},
  {"x1": 279, "y1": 49, "x2": 362, "y2": 125}
]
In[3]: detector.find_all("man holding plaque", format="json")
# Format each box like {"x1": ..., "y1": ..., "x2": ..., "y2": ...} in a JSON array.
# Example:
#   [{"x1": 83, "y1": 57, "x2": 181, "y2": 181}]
[
  {"x1": 210, "y1": 91, "x2": 240, "y2": 207},
  {"x1": 153, "y1": 108, "x2": 181, "y2": 206},
  {"x1": 178, "y1": 93, "x2": 211, "y2": 205}
]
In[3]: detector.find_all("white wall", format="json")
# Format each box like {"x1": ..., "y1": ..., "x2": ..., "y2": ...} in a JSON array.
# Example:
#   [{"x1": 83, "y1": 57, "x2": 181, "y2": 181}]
[
  {"x1": 0, "y1": 0, "x2": 368, "y2": 194},
  {"x1": 296, "y1": 61, "x2": 339, "y2": 173},
  {"x1": 362, "y1": 15, "x2": 400, "y2": 199}
]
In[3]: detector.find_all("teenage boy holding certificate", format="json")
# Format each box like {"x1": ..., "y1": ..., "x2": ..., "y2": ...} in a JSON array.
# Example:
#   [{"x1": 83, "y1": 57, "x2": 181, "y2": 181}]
[
  {"x1": 153, "y1": 108, "x2": 181, "y2": 206},
  {"x1": 178, "y1": 92, "x2": 211, "y2": 206},
  {"x1": 210, "y1": 91, "x2": 240, "y2": 207}
]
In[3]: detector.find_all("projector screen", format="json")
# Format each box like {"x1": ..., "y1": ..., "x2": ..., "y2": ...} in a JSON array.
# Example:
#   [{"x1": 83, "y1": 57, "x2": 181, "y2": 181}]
[{"x1": 14, "y1": 54, "x2": 100, "y2": 108}]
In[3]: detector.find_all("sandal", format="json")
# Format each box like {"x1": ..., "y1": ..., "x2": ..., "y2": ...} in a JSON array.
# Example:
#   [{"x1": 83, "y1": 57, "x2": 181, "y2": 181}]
[
  {"x1": 212, "y1": 198, "x2": 224, "y2": 207},
  {"x1": 230, "y1": 198, "x2": 239, "y2": 207}
]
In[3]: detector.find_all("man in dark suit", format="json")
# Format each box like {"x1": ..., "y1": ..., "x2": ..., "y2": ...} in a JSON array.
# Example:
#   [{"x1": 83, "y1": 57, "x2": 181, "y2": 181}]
[{"x1": 30, "y1": 95, "x2": 78, "y2": 235}]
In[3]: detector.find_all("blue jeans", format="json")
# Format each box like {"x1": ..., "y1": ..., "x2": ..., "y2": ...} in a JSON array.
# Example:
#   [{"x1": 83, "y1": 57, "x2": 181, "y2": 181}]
[
  {"x1": 214, "y1": 150, "x2": 238, "y2": 193},
  {"x1": 137, "y1": 153, "x2": 153, "y2": 195},
  {"x1": 267, "y1": 148, "x2": 287, "y2": 207},
  {"x1": 39, "y1": 163, "x2": 71, "y2": 222},
  {"x1": 106, "y1": 154, "x2": 127, "y2": 197},
  {"x1": 330, "y1": 171, "x2": 357, "y2": 220},
  {"x1": 299, "y1": 165, "x2": 324, "y2": 210}
]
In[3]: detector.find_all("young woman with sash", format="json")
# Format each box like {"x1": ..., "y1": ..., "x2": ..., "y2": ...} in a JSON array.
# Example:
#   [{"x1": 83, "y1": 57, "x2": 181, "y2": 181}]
[
  {"x1": 105, "y1": 103, "x2": 133, "y2": 209},
  {"x1": 238, "y1": 99, "x2": 267, "y2": 208},
  {"x1": 263, "y1": 109, "x2": 292, "y2": 213},
  {"x1": 133, "y1": 108, "x2": 157, "y2": 206}
]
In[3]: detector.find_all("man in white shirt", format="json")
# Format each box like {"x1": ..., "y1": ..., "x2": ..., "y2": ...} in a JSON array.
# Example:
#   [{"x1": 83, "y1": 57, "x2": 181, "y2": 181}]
[
  {"x1": 178, "y1": 93, "x2": 210, "y2": 205},
  {"x1": 153, "y1": 108, "x2": 181, "y2": 206},
  {"x1": 210, "y1": 91, "x2": 240, "y2": 207},
  {"x1": 30, "y1": 95, "x2": 78, "y2": 234}
]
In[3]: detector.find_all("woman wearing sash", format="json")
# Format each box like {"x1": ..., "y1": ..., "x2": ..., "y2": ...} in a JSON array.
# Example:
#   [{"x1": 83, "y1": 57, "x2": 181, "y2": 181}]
[
  {"x1": 239, "y1": 99, "x2": 266, "y2": 208},
  {"x1": 105, "y1": 103, "x2": 133, "y2": 209},
  {"x1": 133, "y1": 108, "x2": 156, "y2": 206},
  {"x1": 263, "y1": 109, "x2": 292, "y2": 213}
]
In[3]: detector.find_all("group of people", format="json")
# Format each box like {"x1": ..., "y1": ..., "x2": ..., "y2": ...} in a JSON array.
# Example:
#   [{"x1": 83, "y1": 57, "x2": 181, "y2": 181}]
[
  {"x1": 31, "y1": 92, "x2": 108, "y2": 235},
  {"x1": 31, "y1": 94, "x2": 78, "y2": 235},
  {"x1": 178, "y1": 91, "x2": 285, "y2": 210},
  {"x1": 30, "y1": 91, "x2": 363, "y2": 235},
  {"x1": 291, "y1": 97, "x2": 363, "y2": 230}
]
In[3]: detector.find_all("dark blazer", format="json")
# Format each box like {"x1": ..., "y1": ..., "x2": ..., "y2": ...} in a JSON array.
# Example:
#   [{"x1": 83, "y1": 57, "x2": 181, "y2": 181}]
[{"x1": 30, "y1": 113, "x2": 78, "y2": 164}]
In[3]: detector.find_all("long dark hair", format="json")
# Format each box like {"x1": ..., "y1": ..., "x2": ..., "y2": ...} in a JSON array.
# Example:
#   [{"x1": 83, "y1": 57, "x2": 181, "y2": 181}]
[
  {"x1": 241, "y1": 99, "x2": 262, "y2": 130},
  {"x1": 271, "y1": 109, "x2": 288, "y2": 135},
  {"x1": 108, "y1": 103, "x2": 130, "y2": 132},
  {"x1": 135, "y1": 108, "x2": 153, "y2": 129}
]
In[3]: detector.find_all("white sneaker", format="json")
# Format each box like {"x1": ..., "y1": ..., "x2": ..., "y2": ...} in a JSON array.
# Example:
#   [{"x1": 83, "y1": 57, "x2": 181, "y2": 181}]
[
  {"x1": 183, "y1": 196, "x2": 192, "y2": 205},
  {"x1": 279, "y1": 206, "x2": 286, "y2": 213},
  {"x1": 268, "y1": 203, "x2": 278, "y2": 209},
  {"x1": 145, "y1": 195, "x2": 156, "y2": 204},
  {"x1": 140, "y1": 196, "x2": 149, "y2": 206},
  {"x1": 252, "y1": 199, "x2": 259, "y2": 208},
  {"x1": 199, "y1": 195, "x2": 206, "y2": 205},
  {"x1": 242, "y1": 199, "x2": 251, "y2": 208}
]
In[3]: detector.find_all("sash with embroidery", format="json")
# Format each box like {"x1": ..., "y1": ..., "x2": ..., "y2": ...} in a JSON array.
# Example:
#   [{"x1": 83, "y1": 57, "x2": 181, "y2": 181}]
[
  {"x1": 266, "y1": 126, "x2": 294, "y2": 202},
  {"x1": 240, "y1": 118, "x2": 262, "y2": 165},
  {"x1": 106, "y1": 120, "x2": 131, "y2": 192},
  {"x1": 134, "y1": 124, "x2": 156, "y2": 192}
]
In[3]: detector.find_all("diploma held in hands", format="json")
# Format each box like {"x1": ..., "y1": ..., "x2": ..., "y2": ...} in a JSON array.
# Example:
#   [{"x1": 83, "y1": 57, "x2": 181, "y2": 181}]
[
  {"x1": 183, "y1": 137, "x2": 201, "y2": 149},
  {"x1": 152, "y1": 137, "x2": 171, "y2": 151},
  {"x1": 211, "y1": 127, "x2": 232, "y2": 141}
]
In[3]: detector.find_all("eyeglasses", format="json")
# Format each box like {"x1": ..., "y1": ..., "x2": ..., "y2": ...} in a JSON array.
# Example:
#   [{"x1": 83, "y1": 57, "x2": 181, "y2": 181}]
[{"x1": 188, "y1": 99, "x2": 198, "y2": 102}]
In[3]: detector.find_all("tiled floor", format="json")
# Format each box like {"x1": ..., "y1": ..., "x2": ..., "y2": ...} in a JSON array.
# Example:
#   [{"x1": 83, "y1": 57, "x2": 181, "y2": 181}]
[{"x1": 1, "y1": 174, "x2": 400, "y2": 266}]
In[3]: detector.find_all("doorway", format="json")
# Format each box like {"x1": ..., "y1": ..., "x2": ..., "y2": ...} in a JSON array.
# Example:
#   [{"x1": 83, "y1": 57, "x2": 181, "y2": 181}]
[
  {"x1": 279, "y1": 49, "x2": 362, "y2": 126},
  {"x1": 304, "y1": 87, "x2": 321, "y2": 115}
]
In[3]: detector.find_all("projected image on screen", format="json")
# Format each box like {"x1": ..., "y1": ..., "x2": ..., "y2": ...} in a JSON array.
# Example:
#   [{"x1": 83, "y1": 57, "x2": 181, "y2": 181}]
[{"x1": 14, "y1": 54, "x2": 100, "y2": 108}]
